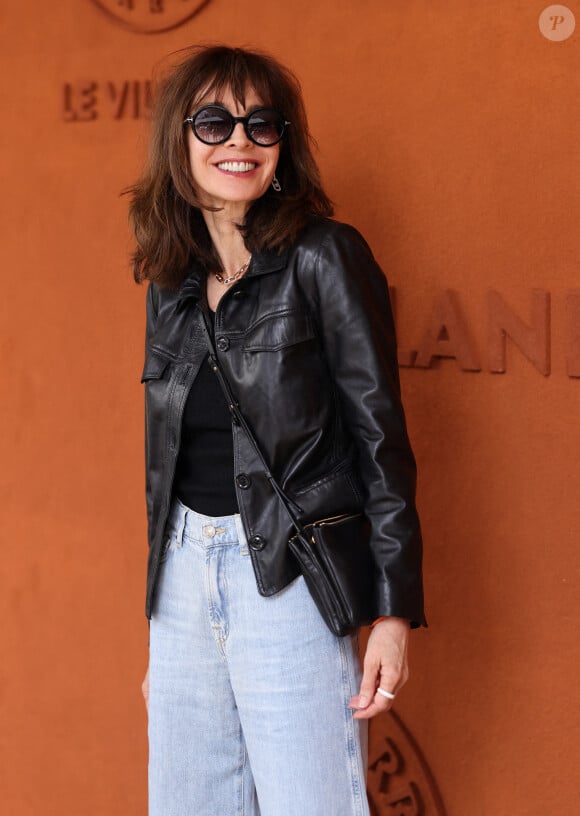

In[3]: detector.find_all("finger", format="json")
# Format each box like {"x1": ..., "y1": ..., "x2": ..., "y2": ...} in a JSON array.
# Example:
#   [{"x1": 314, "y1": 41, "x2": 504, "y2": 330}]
[
  {"x1": 351, "y1": 671, "x2": 406, "y2": 718},
  {"x1": 353, "y1": 692, "x2": 393, "y2": 720},
  {"x1": 354, "y1": 658, "x2": 381, "y2": 710},
  {"x1": 353, "y1": 666, "x2": 403, "y2": 711},
  {"x1": 141, "y1": 675, "x2": 150, "y2": 713},
  {"x1": 348, "y1": 692, "x2": 392, "y2": 711},
  {"x1": 378, "y1": 664, "x2": 408, "y2": 698}
]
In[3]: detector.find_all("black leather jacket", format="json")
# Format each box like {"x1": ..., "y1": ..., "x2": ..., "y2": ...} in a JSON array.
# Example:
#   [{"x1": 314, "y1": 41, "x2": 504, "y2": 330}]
[{"x1": 141, "y1": 218, "x2": 426, "y2": 626}]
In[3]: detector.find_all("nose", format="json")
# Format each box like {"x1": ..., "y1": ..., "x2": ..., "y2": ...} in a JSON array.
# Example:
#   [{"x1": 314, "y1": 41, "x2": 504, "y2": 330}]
[{"x1": 226, "y1": 120, "x2": 251, "y2": 146}]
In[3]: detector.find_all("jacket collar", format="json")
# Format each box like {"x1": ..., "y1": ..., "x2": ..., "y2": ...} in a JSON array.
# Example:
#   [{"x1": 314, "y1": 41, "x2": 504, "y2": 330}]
[
  {"x1": 176, "y1": 247, "x2": 289, "y2": 310},
  {"x1": 176, "y1": 261, "x2": 205, "y2": 308},
  {"x1": 245, "y1": 247, "x2": 289, "y2": 279}
]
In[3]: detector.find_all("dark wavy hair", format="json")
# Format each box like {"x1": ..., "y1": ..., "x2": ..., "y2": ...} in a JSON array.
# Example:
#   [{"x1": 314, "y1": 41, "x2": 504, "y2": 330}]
[{"x1": 127, "y1": 45, "x2": 333, "y2": 288}]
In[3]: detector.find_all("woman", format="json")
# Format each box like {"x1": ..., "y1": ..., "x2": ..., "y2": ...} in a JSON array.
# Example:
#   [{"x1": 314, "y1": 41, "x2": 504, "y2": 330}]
[{"x1": 130, "y1": 45, "x2": 425, "y2": 816}]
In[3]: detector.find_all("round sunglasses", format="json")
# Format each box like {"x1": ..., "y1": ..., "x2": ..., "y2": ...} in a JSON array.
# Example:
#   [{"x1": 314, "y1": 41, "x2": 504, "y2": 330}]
[{"x1": 184, "y1": 105, "x2": 290, "y2": 147}]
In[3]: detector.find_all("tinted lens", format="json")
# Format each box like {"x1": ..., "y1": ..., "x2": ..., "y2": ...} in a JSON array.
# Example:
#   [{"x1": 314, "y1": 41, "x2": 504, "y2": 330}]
[
  {"x1": 193, "y1": 107, "x2": 232, "y2": 144},
  {"x1": 247, "y1": 109, "x2": 285, "y2": 145}
]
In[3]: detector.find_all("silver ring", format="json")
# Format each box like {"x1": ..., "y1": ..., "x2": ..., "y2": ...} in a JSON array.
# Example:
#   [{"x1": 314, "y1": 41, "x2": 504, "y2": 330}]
[{"x1": 377, "y1": 688, "x2": 396, "y2": 700}]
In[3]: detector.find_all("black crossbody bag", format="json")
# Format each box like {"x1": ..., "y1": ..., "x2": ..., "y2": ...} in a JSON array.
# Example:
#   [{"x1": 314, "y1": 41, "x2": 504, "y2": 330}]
[{"x1": 200, "y1": 314, "x2": 377, "y2": 636}]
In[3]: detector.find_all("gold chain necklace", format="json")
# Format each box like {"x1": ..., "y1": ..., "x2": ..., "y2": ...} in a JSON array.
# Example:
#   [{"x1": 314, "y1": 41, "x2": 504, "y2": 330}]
[{"x1": 214, "y1": 257, "x2": 251, "y2": 286}]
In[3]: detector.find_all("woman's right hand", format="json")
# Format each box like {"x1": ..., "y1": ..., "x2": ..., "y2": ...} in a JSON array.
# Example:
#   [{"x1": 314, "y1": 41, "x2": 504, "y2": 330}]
[{"x1": 142, "y1": 666, "x2": 150, "y2": 712}]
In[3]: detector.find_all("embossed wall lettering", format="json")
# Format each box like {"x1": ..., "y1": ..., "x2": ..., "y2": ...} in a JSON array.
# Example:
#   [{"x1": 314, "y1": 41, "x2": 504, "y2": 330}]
[
  {"x1": 89, "y1": 0, "x2": 211, "y2": 33},
  {"x1": 367, "y1": 711, "x2": 446, "y2": 815},
  {"x1": 487, "y1": 290, "x2": 550, "y2": 375},
  {"x1": 565, "y1": 291, "x2": 580, "y2": 377},
  {"x1": 414, "y1": 290, "x2": 481, "y2": 372},
  {"x1": 391, "y1": 287, "x2": 578, "y2": 378},
  {"x1": 62, "y1": 80, "x2": 152, "y2": 121}
]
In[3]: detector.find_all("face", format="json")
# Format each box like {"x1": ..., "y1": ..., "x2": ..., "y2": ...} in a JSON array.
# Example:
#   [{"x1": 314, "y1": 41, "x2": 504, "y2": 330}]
[{"x1": 186, "y1": 85, "x2": 281, "y2": 214}]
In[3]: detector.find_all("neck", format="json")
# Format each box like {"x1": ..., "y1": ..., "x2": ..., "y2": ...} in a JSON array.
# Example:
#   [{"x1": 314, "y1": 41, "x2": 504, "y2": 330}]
[{"x1": 202, "y1": 206, "x2": 250, "y2": 276}]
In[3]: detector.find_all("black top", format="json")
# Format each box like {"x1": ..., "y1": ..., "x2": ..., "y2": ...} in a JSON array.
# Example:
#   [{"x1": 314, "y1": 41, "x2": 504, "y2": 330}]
[{"x1": 172, "y1": 310, "x2": 238, "y2": 516}]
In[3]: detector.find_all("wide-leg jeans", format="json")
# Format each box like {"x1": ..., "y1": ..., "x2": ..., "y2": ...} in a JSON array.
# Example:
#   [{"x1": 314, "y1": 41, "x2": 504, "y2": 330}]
[{"x1": 148, "y1": 497, "x2": 370, "y2": 816}]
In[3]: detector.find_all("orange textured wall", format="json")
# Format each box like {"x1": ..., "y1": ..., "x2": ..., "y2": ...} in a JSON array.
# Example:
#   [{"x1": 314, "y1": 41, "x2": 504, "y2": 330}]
[{"x1": 1, "y1": 2, "x2": 579, "y2": 814}]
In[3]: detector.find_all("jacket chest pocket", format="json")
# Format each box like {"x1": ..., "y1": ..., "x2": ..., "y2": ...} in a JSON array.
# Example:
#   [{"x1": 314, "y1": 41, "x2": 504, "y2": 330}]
[
  {"x1": 141, "y1": 351, "x2": 174, "y2": 431},
  {"x1": 242, "y1": 309, "x2": 316, "y2": 352},
  {"x1": 141, "y1": 350, "x2": 171, "y2": 383}
]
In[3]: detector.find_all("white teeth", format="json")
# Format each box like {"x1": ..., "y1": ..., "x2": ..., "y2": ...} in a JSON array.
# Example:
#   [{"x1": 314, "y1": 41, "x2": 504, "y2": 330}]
[{"x1": 217, "y1": 161, "x2": 257, "y2": 173}]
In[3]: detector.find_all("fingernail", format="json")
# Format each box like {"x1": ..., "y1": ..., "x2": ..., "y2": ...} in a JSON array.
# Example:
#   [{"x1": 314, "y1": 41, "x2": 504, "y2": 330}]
[{"x1": 358, "y1": 696, "x2": 368, "y2": 708}]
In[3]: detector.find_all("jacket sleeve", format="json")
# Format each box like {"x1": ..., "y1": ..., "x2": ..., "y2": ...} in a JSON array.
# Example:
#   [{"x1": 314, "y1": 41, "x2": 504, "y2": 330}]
[
  {"x1": 143, "y1": 282, "x2": 159, "y2": 540},
  {"x1": 312, "y1": 224, "x2": 426, "y2": 627}
]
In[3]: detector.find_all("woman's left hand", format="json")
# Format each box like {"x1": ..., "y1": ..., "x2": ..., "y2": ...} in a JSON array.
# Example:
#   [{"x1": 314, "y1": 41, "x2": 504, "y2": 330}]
[{"x1": 349, "y1": 616, "x2": 410, "y2": 719}]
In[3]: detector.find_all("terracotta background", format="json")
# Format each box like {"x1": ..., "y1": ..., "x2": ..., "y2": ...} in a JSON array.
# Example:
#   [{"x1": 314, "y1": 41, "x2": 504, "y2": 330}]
[{"x1": 1, "y1": 1, "x2": 579, "y2": 814}]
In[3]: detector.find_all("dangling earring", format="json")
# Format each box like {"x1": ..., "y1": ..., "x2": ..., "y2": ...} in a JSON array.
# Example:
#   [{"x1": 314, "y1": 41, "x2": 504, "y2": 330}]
[{"x1": 271, "y1": 174, "x2": 282, "y2": 192}]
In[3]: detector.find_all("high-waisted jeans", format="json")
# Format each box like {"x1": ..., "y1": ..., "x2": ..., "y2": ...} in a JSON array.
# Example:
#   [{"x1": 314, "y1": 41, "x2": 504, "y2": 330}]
[{"x1": 148, "y1": 497, "x2": 370, "y2": 816}]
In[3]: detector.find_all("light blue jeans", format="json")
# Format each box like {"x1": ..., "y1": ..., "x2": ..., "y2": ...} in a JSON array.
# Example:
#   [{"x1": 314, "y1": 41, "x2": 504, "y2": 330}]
[{"x1": 148, "y1": 497, "x2": 370, "y2": 816}]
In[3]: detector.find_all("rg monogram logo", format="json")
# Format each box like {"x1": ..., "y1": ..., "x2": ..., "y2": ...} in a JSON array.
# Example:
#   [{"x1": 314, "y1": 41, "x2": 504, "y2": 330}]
[
  {"x1": 367, "y1": 711, "x2": 446, "y2": 815},
  {"x1": 89, "y1": 0, "x2": 211, "y2": 33}
]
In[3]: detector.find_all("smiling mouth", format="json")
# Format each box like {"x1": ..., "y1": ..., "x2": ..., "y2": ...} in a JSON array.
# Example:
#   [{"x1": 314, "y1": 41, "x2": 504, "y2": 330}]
[{"x1": 216, "y1": 161, "x2": 258, "y2": 173}]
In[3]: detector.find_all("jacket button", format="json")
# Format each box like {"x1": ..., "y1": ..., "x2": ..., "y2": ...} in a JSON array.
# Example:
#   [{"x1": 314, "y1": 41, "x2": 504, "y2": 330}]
[
  {"x1": 236, "y1": 473, "x2": 252, "y2": 489},
  {"x1": 216, "y1": 336, "x2": 230, "y2": 352},
  {"x1": 248, "y1": 535, "x2": 266, "y2": 551}
]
